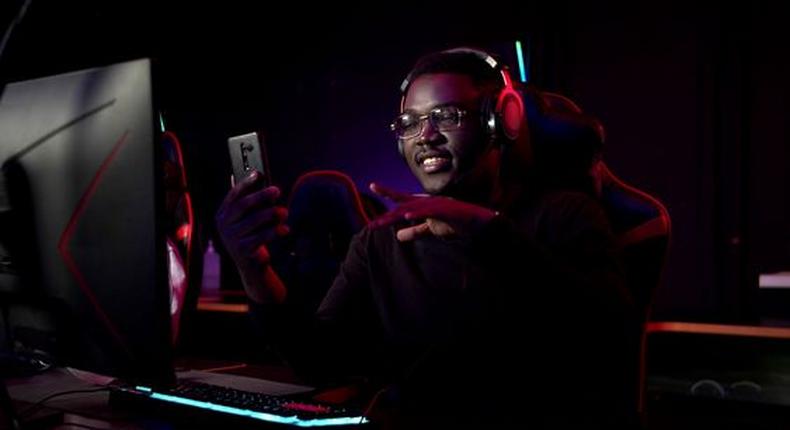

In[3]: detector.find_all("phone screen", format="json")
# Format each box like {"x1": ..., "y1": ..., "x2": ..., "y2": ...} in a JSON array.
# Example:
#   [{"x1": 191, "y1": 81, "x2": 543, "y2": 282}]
[{"x1": 227, "y1": 132, "x2": 270, "y2": 186}]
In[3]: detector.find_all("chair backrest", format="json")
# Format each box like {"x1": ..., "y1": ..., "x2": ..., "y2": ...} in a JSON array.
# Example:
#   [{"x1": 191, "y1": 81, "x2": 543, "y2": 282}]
[
  {"x1": 595, "y1": 162, "x2": 671, "y2": 318},
  {"x1": 529, "y1": 90, "x2": 671, "y2": 321},
  {"x1": 273, "y1": 170, "x2": 372, "y2": 314},
  {"x1": 286, "y1": 170, "x2": 371, "y2": 258}
]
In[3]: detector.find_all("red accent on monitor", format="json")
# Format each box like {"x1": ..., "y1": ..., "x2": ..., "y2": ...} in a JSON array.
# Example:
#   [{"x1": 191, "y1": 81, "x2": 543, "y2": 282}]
[{"x1": 57, "y1": 130, "x2": 133, "y2": 356}]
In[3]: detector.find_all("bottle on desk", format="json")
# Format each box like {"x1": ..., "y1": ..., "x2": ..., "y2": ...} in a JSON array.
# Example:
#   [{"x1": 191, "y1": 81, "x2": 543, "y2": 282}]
[{"x1": 201, "y1": 239, "x2": 221, "y2": 299}]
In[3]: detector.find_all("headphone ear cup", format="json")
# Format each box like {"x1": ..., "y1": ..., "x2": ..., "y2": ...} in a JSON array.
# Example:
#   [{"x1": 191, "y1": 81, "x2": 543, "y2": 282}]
[{"x1": 495, "y1": 87, "x2": 525, "y2": 143}]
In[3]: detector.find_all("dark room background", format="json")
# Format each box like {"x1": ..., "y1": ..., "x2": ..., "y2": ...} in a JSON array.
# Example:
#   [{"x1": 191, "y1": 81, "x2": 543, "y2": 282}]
[{"x1": 2, "y1": 1, "x2": 788, "y2": 323}]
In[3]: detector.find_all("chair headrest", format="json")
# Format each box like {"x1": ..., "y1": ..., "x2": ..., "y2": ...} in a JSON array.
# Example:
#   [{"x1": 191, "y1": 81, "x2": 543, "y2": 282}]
[
  {"x1": 522, "y1": 90, "x2": 670, "y2": 241},
  {"x1": 522, "y1": 89, "x2": 604, "y2": 192}
]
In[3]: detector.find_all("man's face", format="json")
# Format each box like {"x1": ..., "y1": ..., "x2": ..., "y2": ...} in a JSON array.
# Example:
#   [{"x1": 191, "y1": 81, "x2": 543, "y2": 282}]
[{"x1": 399, "y1": 73, "x2": 497, "y2": 196}]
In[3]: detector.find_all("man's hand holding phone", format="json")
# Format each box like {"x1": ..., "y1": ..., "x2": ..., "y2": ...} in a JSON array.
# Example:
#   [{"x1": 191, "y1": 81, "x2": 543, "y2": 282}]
[{"x1": 216, "y1": 133, "x2": 288, "y2": 303}]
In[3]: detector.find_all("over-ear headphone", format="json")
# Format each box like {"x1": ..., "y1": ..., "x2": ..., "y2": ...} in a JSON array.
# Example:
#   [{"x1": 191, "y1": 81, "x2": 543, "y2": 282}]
[{"x1": 397, "y1": 47, "x2": 525, "y2": 157}]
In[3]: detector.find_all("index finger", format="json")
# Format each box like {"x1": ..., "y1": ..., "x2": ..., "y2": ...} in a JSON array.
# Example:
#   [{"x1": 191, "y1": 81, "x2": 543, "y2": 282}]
[{"x1": 223, "y1": 171, "x2": 266, "y2": 206}]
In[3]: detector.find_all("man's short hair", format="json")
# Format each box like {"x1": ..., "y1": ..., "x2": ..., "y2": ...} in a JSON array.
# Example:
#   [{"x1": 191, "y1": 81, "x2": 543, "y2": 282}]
[{"x1": 405, "y1": 49, "x2": 504, "y2": 95}]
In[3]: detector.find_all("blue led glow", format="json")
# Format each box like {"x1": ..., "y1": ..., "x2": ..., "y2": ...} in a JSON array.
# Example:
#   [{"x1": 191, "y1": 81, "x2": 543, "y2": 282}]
[
  {"x1": 143, "y1": 391, "x2": 369, "y2": 427},
  {"x1": 159, "y1": 112, "x2": 166, "y2": 132},
  {"x1": 135, "y1": 386, "x2": 152, "y2": 393},
  {"x1": 515, "y1": 40, "x2": 528, "y2": 83}
]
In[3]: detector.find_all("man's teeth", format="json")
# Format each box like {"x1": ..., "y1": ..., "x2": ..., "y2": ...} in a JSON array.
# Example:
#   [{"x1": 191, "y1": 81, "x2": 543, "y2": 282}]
[{"x1": 423, "y1": 157, "x2": 446, "y2": 166}]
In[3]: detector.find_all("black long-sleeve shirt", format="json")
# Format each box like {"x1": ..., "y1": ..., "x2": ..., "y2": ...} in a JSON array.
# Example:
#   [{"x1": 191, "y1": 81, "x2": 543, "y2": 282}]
[{"x1": 255, "y1": 190, "x2": 639, "y2": 427}]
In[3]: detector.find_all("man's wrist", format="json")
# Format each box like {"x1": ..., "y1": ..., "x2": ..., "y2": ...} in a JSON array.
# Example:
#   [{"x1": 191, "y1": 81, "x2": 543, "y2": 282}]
[{"x1": 238, "y1": 261, "x2": 286, "y2": 304}]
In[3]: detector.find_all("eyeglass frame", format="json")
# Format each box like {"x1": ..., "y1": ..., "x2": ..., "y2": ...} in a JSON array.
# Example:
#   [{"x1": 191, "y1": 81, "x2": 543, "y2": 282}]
[{"x1": 389, "y1": 105, "x2": 473, "y2": 140}]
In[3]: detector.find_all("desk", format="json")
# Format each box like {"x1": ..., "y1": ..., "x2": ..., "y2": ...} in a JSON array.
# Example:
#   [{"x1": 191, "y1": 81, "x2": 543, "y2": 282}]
[
  {"x1": 196, "y1": 291, "x2": 249, "y2": 314},
  {"x1": 3, "y1": 361, "x2": 312, "y2": 429},
  {"x1": 646, "y1": 321, "x2": 790, "y2": 339},
  {"x1": 179, "y1": 297, "x2": 267, "y2": 365},
  {"x1": 644, "y1": 321, "x2": 790, "y2": 429}
]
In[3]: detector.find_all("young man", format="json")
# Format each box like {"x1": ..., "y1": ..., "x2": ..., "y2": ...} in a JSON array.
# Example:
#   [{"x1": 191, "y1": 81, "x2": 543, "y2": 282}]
[{"x1": 216, "y1": 48, "x2": 638, "y2": 428}]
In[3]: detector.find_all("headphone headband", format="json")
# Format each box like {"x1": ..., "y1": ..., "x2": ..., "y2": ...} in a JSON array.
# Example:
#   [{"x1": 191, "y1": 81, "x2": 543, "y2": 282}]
[{"x1": 400, "y1": 48, "x2": 506, "y2": 100}]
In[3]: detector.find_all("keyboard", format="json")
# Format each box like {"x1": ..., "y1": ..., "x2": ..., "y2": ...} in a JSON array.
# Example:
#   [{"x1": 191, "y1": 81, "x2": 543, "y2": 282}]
[{"x1": 110, "y1": 379, "x2": 370, "y2": 428}]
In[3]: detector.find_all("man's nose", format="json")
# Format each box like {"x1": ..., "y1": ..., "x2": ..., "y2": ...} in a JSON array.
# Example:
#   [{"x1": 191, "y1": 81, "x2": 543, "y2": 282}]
[{"x1": 416, "y1": 119, "x2": 442, "y2": 146}]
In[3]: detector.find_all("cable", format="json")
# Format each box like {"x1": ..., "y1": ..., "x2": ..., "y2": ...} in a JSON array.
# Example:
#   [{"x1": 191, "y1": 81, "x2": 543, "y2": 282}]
[
  {"x1": 53, "y1": 422, "x2": 106, "y2": 430},
  {"x1": 1, "y1": 381, "x2": 22, "y2": 430},
  {"x1": 361, "y1": 385, "x2": 389, "y2": 423},
  {"x1": 0, "y1": 0, "x2": 32, "y2": 63},
  {"x1": 18, "y1": 387, "x2": 111, "y2": 419},
  {"x1": 0, "y1": 0, "x2": 33, "y2": 99},
  {"x1": 1, "y1": 304, "x2": 12, "y2": 351}
]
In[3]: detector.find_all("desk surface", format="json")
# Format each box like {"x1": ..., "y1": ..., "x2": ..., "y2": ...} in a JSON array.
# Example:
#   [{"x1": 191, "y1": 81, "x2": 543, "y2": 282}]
[
  {"x1": 645, "y1": 320, "x2": 790, "y2": 420},
  {"x1": 3, "y1": 361, "x2": 312, "y2": 429},
  {"x1": 197, "y1": 290, "x2": 249, "y2": 314},
  {"x1": 647, "y1": 321, "x2": 790, "y2": 339}
]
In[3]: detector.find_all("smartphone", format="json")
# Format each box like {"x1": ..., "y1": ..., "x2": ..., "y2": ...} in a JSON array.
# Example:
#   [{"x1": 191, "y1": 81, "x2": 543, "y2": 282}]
[{"x1": 227, "y1": 132, "x2": 270, "y2": 186}]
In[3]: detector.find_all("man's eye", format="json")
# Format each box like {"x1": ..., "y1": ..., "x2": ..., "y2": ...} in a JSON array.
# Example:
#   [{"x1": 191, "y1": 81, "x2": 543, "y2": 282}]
[
  {"x1": 400, "y1": 116, "x2": 417, "y2": 127},
  {"x1": 433, "y1": 108, "x2": 458, "y2": 124}
]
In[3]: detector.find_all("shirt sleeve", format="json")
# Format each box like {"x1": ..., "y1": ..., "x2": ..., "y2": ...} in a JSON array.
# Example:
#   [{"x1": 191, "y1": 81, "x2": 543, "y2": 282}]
[{"x1": 248, "y1": 228, "x2": 382, "y2": 387}]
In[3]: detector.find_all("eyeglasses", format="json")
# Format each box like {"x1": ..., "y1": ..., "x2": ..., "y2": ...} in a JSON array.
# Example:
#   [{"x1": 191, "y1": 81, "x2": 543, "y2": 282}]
[{"x1": 390, "y1": 105, "x2": 469, "y2": 140}]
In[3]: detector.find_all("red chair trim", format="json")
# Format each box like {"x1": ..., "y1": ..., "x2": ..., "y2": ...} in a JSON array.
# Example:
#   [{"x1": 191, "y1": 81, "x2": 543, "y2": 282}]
[{"x1": 289, "y1": 170, "x2": 370, "y2": 224}]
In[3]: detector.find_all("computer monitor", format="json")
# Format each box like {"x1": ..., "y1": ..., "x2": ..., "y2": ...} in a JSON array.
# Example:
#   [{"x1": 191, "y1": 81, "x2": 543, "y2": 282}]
[{"x1": 0, "y1": 58, "x2": 175, "y2": 386}]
